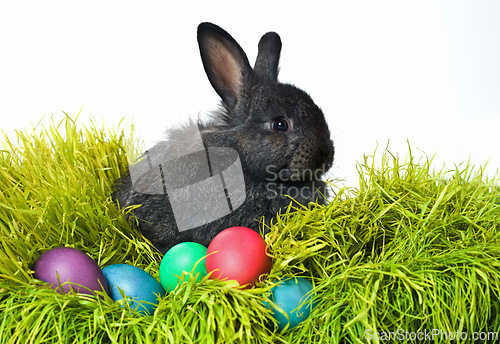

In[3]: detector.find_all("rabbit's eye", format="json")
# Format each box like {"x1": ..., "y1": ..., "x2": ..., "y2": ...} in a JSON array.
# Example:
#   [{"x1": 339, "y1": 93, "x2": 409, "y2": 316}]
[{"x1": 271, "y1": 118, "x2": 290, "y2": 132}]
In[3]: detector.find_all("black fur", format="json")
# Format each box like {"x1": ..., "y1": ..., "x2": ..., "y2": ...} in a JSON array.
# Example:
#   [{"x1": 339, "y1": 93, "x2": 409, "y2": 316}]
[{"x1": 113, "y1": 23, "x2": 334, "y2": 253}]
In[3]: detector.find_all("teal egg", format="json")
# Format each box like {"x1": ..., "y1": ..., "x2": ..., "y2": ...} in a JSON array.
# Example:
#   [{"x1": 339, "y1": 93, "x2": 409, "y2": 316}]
[
  {"x1": 264, "y1": 277, "x2": 317, "y2": 331},
  {"x1": 102, "y1": 264, "x2": 165, "y2": 315}
]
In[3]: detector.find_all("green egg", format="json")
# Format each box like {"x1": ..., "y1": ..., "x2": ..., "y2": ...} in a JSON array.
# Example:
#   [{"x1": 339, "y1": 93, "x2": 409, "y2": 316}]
[{"x1": 159, "y1": 242, "x2": 207, "y2": 292}]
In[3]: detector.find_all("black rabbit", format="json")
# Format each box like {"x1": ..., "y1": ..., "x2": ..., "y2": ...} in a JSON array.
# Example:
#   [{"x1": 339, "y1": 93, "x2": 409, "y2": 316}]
[{"x1": 113, "y1": 22, "x2": 334, "y2": 253}]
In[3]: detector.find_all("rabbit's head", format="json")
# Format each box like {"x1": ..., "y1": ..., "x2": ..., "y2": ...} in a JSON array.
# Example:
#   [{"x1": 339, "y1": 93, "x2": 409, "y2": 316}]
[{"x1": 198, "y1": 22, "x2": 334, "y2": 185}]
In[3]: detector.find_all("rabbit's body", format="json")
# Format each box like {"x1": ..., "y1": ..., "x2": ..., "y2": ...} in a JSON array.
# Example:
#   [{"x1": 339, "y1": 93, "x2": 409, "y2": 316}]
[{"x1": 113, "y1": 23, "x2": 334, "y2": 253}]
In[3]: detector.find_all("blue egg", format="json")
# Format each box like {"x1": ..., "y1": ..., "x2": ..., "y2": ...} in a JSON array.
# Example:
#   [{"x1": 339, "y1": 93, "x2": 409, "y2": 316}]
[
  {"x1": 264, "y1": 277, "x2": 317, "y2": 332},
  {"x1": 102, "y1": 264, "x2": 165, "y2": 315}
]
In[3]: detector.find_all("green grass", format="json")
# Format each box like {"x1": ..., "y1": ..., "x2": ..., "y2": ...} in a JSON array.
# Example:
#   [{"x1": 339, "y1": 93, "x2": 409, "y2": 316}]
[{"x1": 1, "y1": 115, "x2": 500, "y2": 343}]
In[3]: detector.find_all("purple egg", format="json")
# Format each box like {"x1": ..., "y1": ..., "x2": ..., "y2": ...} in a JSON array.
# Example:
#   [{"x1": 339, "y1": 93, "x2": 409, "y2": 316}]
[{"x1": 33, "y1": 247, "x2": 108, "y2": 296}]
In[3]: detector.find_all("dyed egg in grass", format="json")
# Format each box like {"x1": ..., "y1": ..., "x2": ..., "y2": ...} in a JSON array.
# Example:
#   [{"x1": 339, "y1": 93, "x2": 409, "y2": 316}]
[
  {"x1": 264, "y1": 277, "x2": 317, "y2": 332},
  {"x1": 33, "y1": 247, "x2": 108, "y2": 296},
  {"x1": 102, "y1": 264, "x2": 165, "y2": 315},
  {"x1": 206, "y1": 226, "x2": 272, "y2": 287},
  {"x1": 159, "y1": 242, "x2": 207, "y2": 293}
]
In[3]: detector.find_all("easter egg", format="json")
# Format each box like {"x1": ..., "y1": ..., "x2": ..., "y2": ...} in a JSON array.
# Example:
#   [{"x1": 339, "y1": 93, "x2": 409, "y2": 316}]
[
  {"x1": 159, "y1": 242, "x2": 207, "y2": 293},
  {"x1": 102, "y1": 264, "x2": 165, "y2": 315},
  {"x1": 264, "y1": 277, "x2": 317, "y2": 332},
  {"x1": 205, "y1": 226, "x2": 272, "y2": 287},
  {"x1": 33, "y1": 247, "x2": 108, "y2": 296}
]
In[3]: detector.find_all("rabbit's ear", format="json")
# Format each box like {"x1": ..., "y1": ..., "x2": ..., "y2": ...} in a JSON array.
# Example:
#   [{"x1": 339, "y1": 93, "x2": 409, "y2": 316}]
[
  {"x1": 198, "y1": 23, "x2": 255, "y2": 108},
  {"x1": 254, "y1": 32, "x2": 281, "y2": 83}
]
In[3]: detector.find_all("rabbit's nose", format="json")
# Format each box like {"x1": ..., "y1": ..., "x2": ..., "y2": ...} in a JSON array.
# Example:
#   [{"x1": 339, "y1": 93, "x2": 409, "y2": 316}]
[{"x1": 315, "y1": 139, "x2": 334, "y2": 170}]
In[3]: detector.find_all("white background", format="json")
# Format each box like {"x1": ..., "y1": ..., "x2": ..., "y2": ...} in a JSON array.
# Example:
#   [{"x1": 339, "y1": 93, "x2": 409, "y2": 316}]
[{"x1": 1, "y1": 1, "x2": 499, "y2": 187}]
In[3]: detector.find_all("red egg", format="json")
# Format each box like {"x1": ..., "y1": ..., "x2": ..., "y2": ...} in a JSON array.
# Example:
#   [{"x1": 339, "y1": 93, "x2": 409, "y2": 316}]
[
  {"x1": 33, "y1": 247, "x2": 108, "y2": 296},
  {"x1": 206, "y1": 226, "x2": 272, "y2": 287}
]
